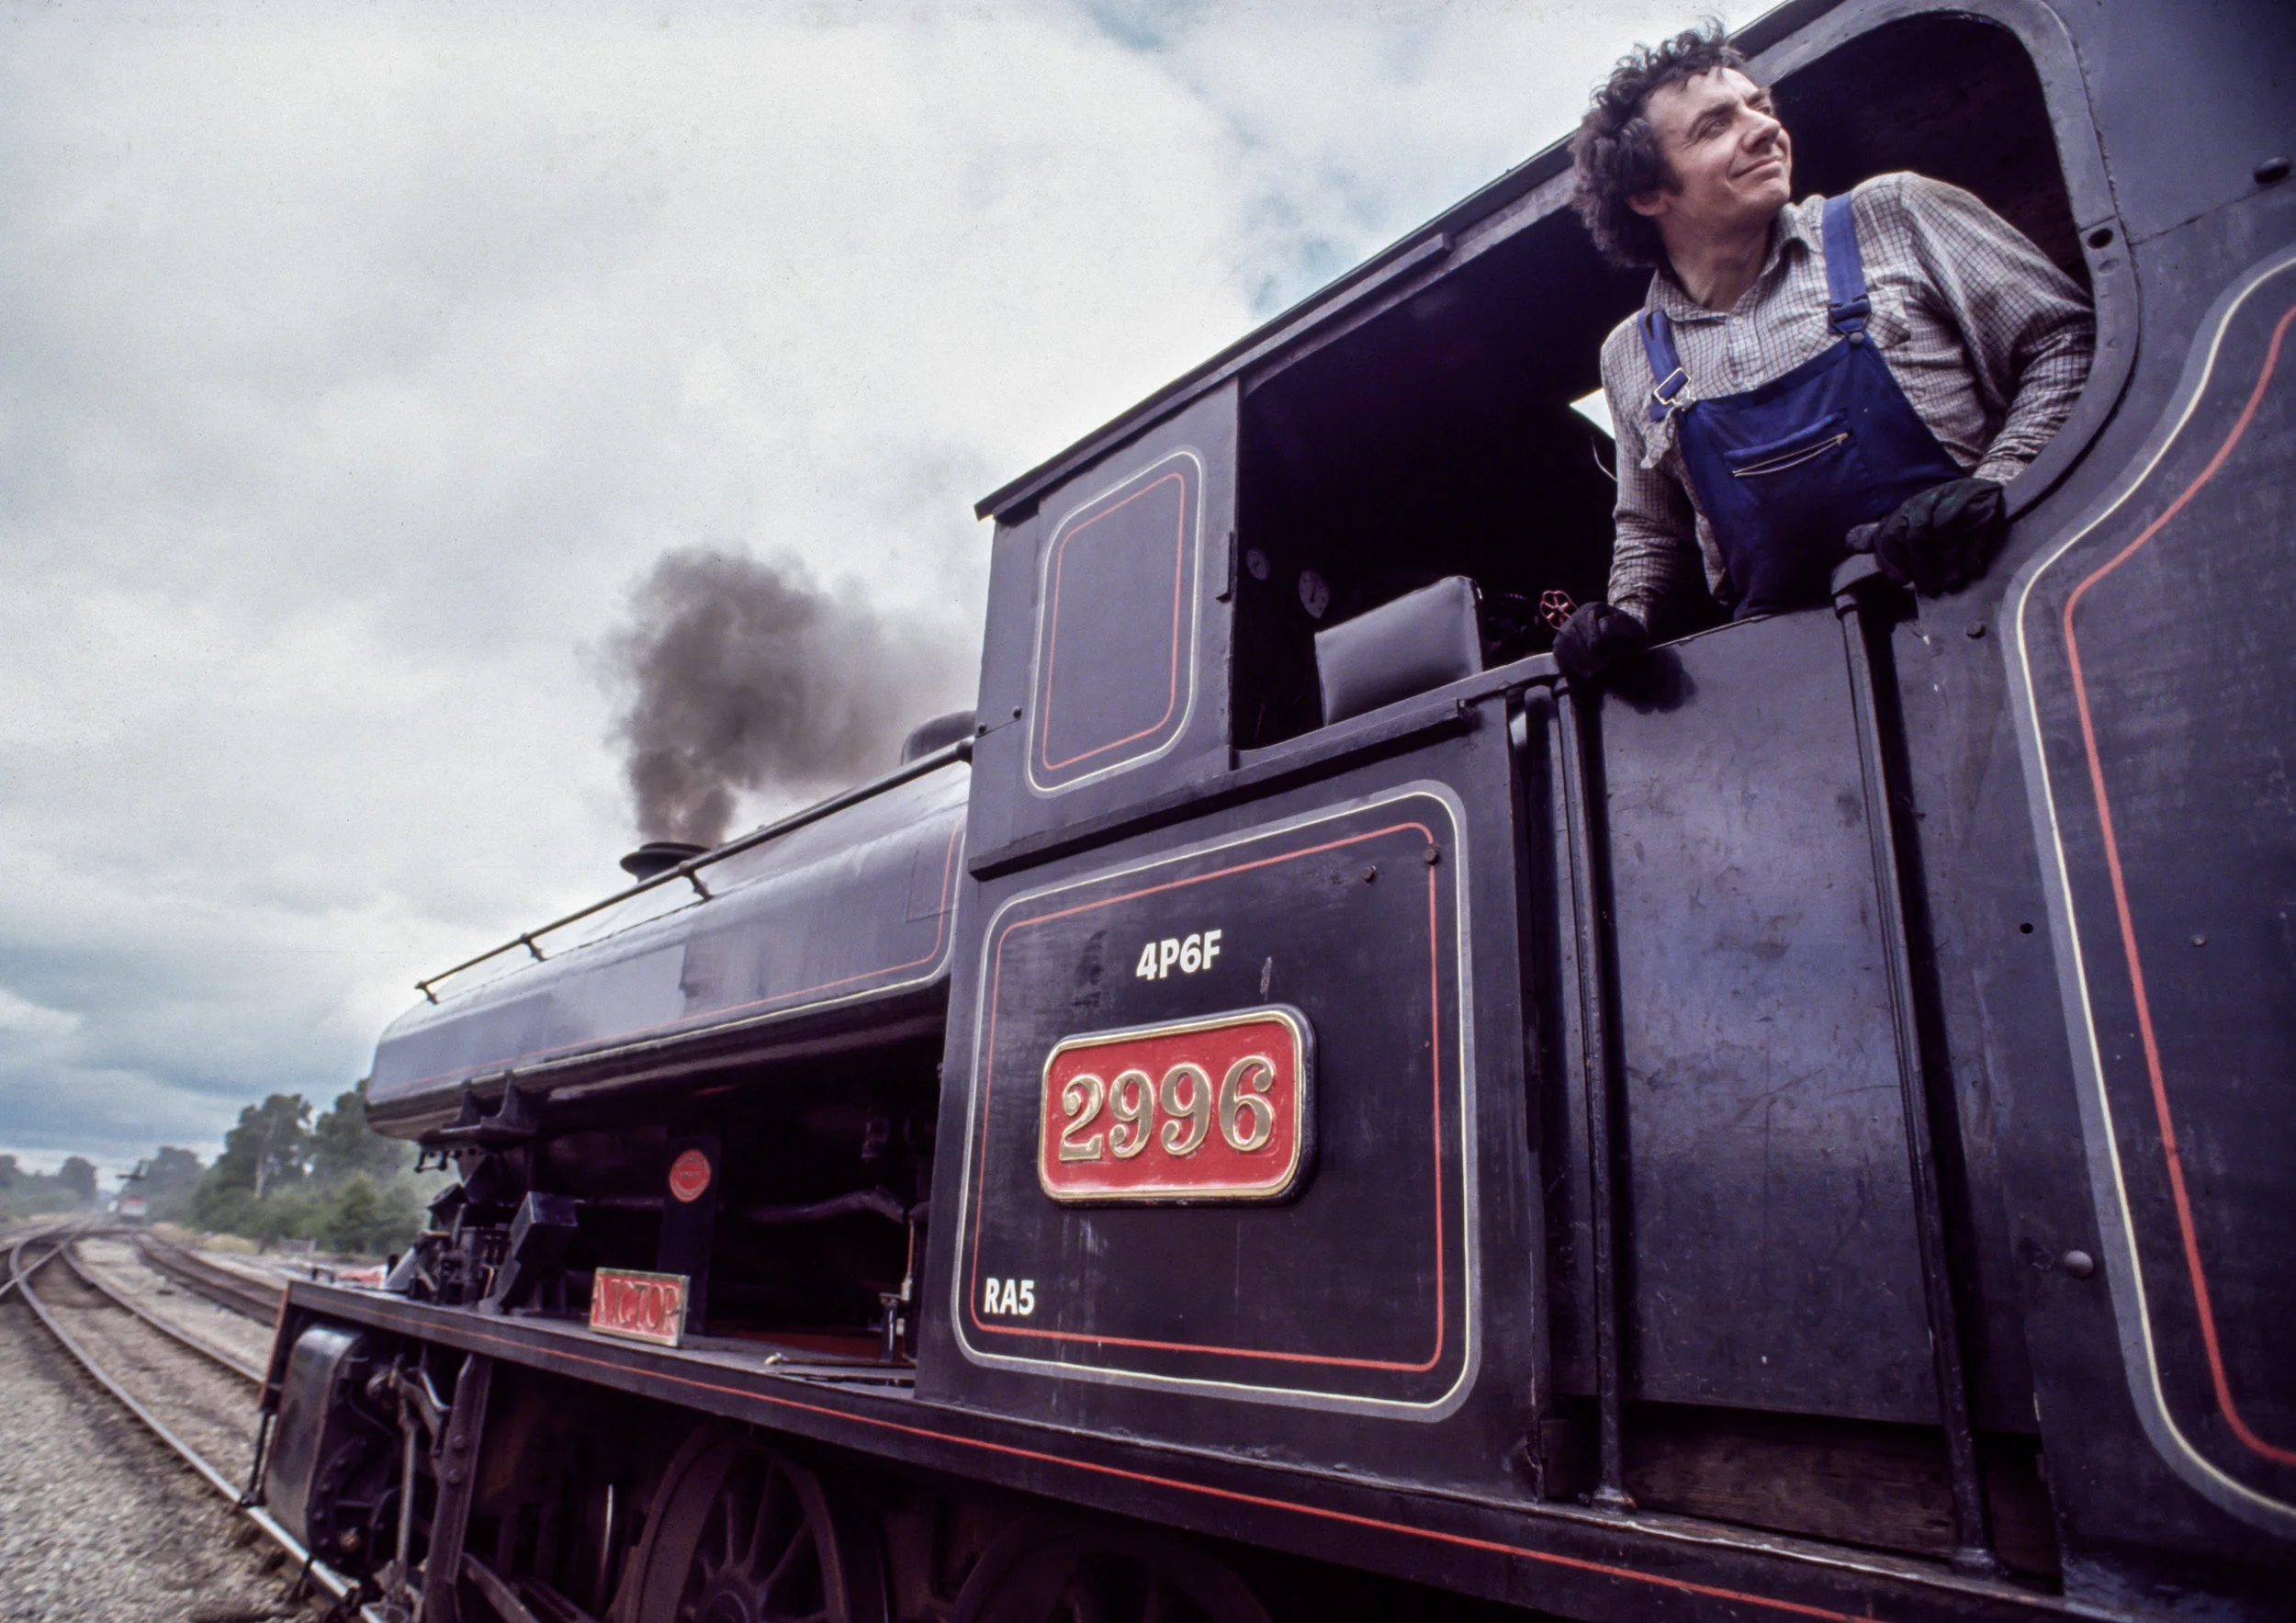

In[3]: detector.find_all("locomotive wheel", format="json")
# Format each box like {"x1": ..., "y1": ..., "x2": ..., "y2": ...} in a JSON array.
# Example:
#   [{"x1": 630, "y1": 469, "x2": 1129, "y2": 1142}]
[
  {"x1": 948, "y1": 1517, "x2": 1271, "y2": 1623},
  {"x1": 625, "y1": 1425, "x2": 885, "y2": 1623}
]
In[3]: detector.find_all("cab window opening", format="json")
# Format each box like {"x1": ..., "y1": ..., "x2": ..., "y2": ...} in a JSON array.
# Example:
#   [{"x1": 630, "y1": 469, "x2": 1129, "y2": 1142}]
[{"x1": 1230, "y1": 12, "x2": 2093, "y2": 750}]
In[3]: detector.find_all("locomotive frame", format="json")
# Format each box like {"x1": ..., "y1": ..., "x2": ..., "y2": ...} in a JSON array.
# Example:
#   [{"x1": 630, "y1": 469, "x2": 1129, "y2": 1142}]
[{"x1": 256, "y1": 1, "x2": 2296, "y2": 1618}]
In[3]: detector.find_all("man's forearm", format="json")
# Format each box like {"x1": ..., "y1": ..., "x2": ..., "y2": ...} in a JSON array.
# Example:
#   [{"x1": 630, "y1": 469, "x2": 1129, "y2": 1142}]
[
  {"x1": 1607, "y1": 525, "x2": 1701, "y2": 635},
  {"x1": 1973, "y1": 316, "x2": 2095, "y2": 484},
  {"x1": 1604, "y1": 419, "x2": 1704, "y2": 633},
  {"x1": 1896, "y1": 173, "x2": 2098, "y2": 487}
]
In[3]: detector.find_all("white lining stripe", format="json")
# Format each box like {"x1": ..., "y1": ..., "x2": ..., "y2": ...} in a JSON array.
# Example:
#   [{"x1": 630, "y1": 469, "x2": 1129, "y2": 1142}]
[{"x1": 2005, "y1": 244, "x2": 2296, "y2": 1534}]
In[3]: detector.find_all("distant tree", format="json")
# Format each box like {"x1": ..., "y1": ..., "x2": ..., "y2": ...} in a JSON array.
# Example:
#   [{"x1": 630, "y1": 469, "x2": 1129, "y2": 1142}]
[
  {"x1": 0, "y1": 1154, "x2": 17, "y2": 1190},
  {"x1": 373, "y1": 1181, "x2": 426, "y2": 1253},
  {"x1": 321, "y1": 1176, "x2": 423, "y2": 1257},
  {"x1": 253, "y1": 1185, "x2": 326, "y2": 1246},
  {"x1": 310, "y1": 1082, "x2": 405, "y2": 1185},
  {"x1": 190, "y1": 1178, "x2": 257, "y2": 1236},
  {"x1": 210, "y1": 1094, "x2": 312, "y2": 1200},
  {"x1": 324, "y1": 1176, "x2": 380, "y2": 1253},
  {"x1": 58, "y1": 1156, "x2": 97, "y2": 1205},
  {"x1": 139, "y1": 1146, "x2": 207, "y2": 1221}
]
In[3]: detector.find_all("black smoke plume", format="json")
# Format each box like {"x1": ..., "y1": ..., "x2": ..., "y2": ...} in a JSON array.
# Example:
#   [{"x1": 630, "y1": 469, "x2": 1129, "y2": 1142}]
[{"x1": 602, "y1": 547, "x2": 969, "y2": 847}]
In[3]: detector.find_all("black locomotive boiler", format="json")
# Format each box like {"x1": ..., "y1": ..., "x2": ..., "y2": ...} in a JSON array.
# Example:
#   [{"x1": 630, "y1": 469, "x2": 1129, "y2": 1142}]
[{"x1": 255, "y1": 2, "x2": 2296, "y2": 1618}]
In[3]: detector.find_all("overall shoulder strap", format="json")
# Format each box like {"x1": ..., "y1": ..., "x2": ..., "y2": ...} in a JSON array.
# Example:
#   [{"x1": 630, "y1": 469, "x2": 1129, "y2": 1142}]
[
  {"x1": 1821, "y1": 192, "x2": 1873, "y2": 341},
  {"x1": 1638, "y1": 309, "x2": 1690, "y2": 423}
]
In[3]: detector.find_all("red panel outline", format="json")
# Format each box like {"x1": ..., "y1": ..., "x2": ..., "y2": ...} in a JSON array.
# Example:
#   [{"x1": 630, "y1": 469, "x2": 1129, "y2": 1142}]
[
  {"x1": 365, "y1": 1313, "x2": 1855, "y2": 1623},
  {"x1": 389, "y1": 817, "x2": 965, "y2": 1091},
  {"x1": 2060, "y1": 298, "x2": 2296, "y2": 1468},
  {"x1": 1036, "y1": 468, "x2": 1191, "y2": 775},
  {"x1": 966, "y1": 818, "x2": 1452, "y2": 1376}
]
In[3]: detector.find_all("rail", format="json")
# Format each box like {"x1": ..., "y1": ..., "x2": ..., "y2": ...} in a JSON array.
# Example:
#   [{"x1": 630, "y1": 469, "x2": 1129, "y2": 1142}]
[
  {"x1": 4, "y1": 1223, "x2": 363, "y2": 1612},
  {"x1": 62, "y1": 1237, "x2": 266, "y2": 1384},
  {"x1": 413, "y1": 735, "x2": 972, "y2": 1003},
  {"x1": 134, "y1": 1232, "x2": 286, "y2": 1323}
]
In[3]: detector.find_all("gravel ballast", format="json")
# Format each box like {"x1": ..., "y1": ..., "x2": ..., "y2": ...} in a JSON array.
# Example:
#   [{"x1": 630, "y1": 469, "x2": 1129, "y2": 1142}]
[
  {"x1": 0, "y1": 1245, "x2": 320, "y2": 1623},
  {"x1": 75, "y1": 1237, "x2": 278, "y2": 1376}
]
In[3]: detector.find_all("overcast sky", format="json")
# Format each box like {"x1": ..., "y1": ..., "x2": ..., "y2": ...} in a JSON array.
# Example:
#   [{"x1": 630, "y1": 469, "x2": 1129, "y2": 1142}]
[{"x1": 0, "y1": 0, "x2": 1750, "y2": 1182}]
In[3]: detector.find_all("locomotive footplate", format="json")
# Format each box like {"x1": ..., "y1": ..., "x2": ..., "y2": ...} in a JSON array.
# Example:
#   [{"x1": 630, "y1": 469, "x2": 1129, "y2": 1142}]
[{"x1": 281, "y1": 1279, "x2": 2101, "y2": 1623}]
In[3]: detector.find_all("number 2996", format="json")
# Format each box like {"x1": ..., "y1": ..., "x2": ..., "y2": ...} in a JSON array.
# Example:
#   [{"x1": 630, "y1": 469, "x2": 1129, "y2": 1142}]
[{"x1": 1036, "y1": 1007, "x2": 1311, "y2": 1204}]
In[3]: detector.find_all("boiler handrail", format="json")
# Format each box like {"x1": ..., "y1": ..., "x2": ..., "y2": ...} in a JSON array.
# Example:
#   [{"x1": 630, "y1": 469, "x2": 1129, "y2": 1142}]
[{"x1": 413, "y1": 737, "x2": 972, "y2": 1004}]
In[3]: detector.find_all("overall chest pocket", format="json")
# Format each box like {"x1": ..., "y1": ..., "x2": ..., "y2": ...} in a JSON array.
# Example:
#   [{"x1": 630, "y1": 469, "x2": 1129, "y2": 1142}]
[{"x1": 1725, "y1": 411, "x2": 1854, "y2": 480}]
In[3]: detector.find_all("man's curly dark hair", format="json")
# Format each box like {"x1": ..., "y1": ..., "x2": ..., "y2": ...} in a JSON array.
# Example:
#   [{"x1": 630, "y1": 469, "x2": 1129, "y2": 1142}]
[{"x1": 1570, "y1": 21, "x2": 1751, "y2": 269}]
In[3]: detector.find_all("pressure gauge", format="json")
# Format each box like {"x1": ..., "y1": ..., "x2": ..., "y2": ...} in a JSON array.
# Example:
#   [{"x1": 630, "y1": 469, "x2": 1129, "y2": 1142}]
[{"x1": 1297, "y1": 569, "x2": 1331, "y2": 621}]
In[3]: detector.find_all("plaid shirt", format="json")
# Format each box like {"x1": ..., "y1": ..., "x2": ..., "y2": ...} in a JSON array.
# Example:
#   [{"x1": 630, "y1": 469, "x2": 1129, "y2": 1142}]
[{"x1": 1599, "y1": 172, "x2": 2095, "y2": 633}]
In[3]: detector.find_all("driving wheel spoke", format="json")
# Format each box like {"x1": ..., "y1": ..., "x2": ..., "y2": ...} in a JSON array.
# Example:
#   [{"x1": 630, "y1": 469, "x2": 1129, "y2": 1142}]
[
  {"x1": 722, "y1": 1481, "x2": 746, "y2": 1571},
  {"x1": 632, "y1": 1437, "x2": 873, "y2": 1623},
  {"x1": 951, "y1": 1524, "x2": 1268, "y2": 1623},
  {"x1": 759, "y1": 1513, "x2": 815, "y2": 1606}
]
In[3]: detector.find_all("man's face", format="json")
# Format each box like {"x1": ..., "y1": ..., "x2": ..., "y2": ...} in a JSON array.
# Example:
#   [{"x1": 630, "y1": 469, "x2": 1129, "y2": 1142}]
[{"x1": 1630, "y1": 67, "x2": 1792, "y2": 243}]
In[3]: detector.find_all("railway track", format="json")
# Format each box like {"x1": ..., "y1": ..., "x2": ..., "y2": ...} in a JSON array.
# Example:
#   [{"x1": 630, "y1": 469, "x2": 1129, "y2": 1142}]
[
  {"x1": 64, "y1": 1235, "x2": 268, "y2": 1384},
  {"x1": 133, "y1": 1229, "x2": 289, "y2": 1323},
  {"x1": 3, "y1": 1221, "x2": 359, "y2": 1614}
]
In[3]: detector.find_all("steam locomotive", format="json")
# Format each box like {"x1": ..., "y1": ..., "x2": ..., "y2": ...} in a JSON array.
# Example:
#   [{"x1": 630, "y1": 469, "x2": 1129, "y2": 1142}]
[{"x1": 254, "y1": 2, "x2": 2296, "y2": 1618}]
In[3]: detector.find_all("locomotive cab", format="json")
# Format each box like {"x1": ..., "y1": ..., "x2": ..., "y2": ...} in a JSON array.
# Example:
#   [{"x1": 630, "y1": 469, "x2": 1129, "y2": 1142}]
[
  {"x1": 1230, "y1": 9, "x2": 2097, "y2": 748},
  {"x1": 935, "y1": 0, "x2": 2144, "y2": 1581}
]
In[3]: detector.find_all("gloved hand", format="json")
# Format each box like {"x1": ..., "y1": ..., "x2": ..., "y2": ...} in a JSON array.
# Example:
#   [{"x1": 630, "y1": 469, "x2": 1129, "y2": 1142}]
[
  {"x1": 1865, "y1": 478, "x2": 2008, "y2": 595},
  {"x1": 1552, "y1": 602, "x2": 1649, "y2": 681}
]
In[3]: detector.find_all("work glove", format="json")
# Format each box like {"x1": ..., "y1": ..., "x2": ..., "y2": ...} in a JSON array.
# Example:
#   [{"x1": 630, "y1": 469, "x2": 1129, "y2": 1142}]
[
  {"x1": 1552, "y1": 602, "x2": 1649, "y2": 682},
  {"x1": 1858, "y1": 478, "x2": 2008, "y2": 596}
]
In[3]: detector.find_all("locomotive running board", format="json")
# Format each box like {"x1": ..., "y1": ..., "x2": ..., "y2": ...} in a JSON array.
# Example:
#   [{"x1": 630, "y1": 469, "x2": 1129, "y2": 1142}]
[{"x1": 281, "y1": 1280, "x2": 2135, "y2": 1623}]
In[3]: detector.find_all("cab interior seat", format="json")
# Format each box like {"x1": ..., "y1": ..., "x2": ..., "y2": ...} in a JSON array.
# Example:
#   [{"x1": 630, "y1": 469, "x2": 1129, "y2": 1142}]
[{"x1": 1313, "y1": 574, "x2": 1485, "y2": 727}]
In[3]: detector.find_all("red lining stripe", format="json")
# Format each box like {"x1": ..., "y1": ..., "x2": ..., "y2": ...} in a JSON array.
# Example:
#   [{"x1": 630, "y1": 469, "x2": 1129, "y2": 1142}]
[
  {"x1": 965, "y1": 817, "x2": 1453, "y2": 1376},
  {"x1": 2059, "y1": 297, "x2": 2296, "y2": 1468},
  {"x1": 1037, "y1": 467, "x2": 1191, "y2": 774}
]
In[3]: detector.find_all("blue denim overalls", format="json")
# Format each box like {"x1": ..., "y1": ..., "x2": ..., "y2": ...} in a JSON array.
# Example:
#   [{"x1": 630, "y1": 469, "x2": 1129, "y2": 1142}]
[{"x1": 1638, "y1": 192, "x2": 1964, "y2": 618}]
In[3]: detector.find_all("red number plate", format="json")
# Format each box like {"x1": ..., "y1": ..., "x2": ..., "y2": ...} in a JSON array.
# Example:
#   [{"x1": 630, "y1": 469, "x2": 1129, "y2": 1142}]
[
  {"x1": 1038, "y1": 1006, "x2": 1312, "y2": 1203},
  {"x1": 589, "y1": 1268, "x2": 690, "y2": 1347}
]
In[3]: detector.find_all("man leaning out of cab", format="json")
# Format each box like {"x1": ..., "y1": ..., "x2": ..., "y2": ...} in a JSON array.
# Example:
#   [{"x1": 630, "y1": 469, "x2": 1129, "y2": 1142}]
[{"x1": 1551, "y1": 23, "x2": 2095, "y2": 680}]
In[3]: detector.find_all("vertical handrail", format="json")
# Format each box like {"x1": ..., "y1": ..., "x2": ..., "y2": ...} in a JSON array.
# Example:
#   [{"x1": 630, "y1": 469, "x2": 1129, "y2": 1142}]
[
  {"x1": 1554, "y1": 680, "x2": 1633, "y2": 1511},
  {"x1": 1835, "y1": 584, "x2": 1998, "y2": 1574}
]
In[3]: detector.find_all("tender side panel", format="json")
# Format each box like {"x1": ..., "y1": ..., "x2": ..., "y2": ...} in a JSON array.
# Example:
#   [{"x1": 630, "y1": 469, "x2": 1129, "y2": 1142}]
[
  {"x1": 946, "y1": 787, "x2": 1475, "y2": 1415},
  {"x1": 1596, "y1": 612, "x2": 1941, "y2": 1425},
  {"x1": 2010, "y1": 244, "x2": 2296, "y2": 1532}
]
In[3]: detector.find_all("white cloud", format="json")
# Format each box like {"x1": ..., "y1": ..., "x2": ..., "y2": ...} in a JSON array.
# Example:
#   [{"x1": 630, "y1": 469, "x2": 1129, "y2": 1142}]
[{"x1": 0, "y1": 988, "x2": 82, "y2": 1041}]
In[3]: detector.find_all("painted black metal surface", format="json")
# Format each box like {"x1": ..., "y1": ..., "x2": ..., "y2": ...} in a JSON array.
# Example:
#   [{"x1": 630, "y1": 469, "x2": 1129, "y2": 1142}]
[
  {"x1": 1027, "y1": 450, "x2": 1208, "y2": 793},
  {"x1": 946, "y1": 787, "x2": 1472, "y2": 1412},
  {"x1": 1591, "y1": 611, "x2": 1940, "y2": 1424},
  {"x1": 366, "y1": 762, "x2": 966, "y2": 1133},
  {"x1": 2008, "y1": 245, "x2": 2296, "y2": 1536},
  {"x1": 921, "y1": 716, "x2": 1542, "y2": 1494},
  {"x1": 284, "y1": 1279, "x2": 2099, "y2": 1623},
  {"x1": 965, "y1": 387, "x2": 1239, "y2": 861}
]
